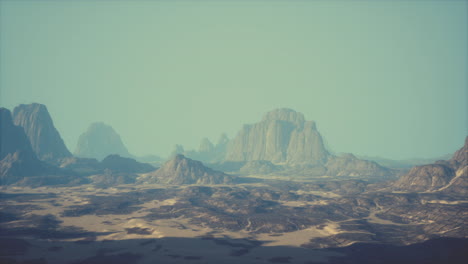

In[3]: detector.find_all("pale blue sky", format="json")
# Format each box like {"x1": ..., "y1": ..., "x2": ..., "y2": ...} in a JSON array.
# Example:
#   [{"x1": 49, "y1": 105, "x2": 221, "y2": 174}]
[{"x1": 1, "y1": 0, "x2": 467, "y2": 159}]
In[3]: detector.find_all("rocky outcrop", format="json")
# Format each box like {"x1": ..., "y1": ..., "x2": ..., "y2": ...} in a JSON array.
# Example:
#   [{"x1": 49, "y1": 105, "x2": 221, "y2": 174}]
[
  {"x1": 60, "y1": 154, "x2": 155, "y2": 176},
  {"x1": 325, "y1": 153, "x2": 393, "y2": 178},
  {"x1": 225, "y1": 108, "x2": 328, "y2": 165},
  {"x1": 0, "y1": 108, "x2": 65, "y2": 185},
  {"x1": 100, "y1": 154, "x2": 155, "y2": 174},
  {"x1": 74, "y1": 122, "x2": 131, "y2": 160},
  {"x1": 393, "y1": 164, "x2": 455, "y2": 192},
  {"x1": 12, "y1": 103, "x2": 72, "y2": 164},
  {"x1": 143, "y1": 154, "x2": 233, "y2": 185},
  {"x1": 394, "y1": 136, "x2": 467, "y2": 194},
  {"x1": 177, "y1": 133, "x2": 230, "y2": 164}
]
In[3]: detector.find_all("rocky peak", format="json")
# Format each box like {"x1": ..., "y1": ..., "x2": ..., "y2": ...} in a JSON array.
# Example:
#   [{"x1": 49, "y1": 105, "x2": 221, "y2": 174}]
[
  {"x1": 393, "y1": 136, "x2": 467, "y2": 194},
  {"x1": 451, "y1": 136, "x2": 467, "y2": 168},
  {"x1": 74, "y1": 122, "x2": 131, "y2": 160},
  {"x1": 144, "y1": 154, "x2": 232, "y2": 185},
  {"x1": 12, "y1": 103, "x2": 71, "y2": 164},
  {"x1": 0, "y1": 108, "x2": 34, "y2": 160}
]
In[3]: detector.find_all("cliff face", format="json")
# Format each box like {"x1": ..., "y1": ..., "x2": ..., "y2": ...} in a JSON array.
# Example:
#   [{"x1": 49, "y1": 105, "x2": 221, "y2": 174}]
[
  {"x1": 225, "y1": 109, "x2": 328, "y2": 165},
  {"x1": 74, "y1": 122, "x2": 131, "y2": 161},
  {"x1": 394, "y1": 136, "x2": 467, "y2": 194},
  {"x1": 0, "y1": 108, "x2": 61, "y2": 184},
  {"x1": 12, "y1": 103, "x2": 71, "y2": 164},
  {"x1": 143, "y1": 154, "x2": 232, "y2": 185}
]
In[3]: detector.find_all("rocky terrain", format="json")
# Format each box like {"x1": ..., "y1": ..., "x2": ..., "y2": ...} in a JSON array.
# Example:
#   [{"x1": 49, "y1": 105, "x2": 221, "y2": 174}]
[
  {"x1": 0, "y1": 103, "x2": 466, "y2": 263},
  {"x1": 393, "y1": 136, "x2": 467, "y2": 194},
  {"x1": 0, "y1": 108, "x2": 66, "y2": 185},
  {"x1": 74, "y1": 122, "x2": 132, "y2": 161},
  {"x1": 225, "y1": 108, "x2": 329, "y2": 165},
  {"x1": 12, "y1": 103, "x2": 72, "y2": 165},
  {"x1": 325, "y1": 153, "x2": 393, "y2": 178},
  {"x1": 140, "y1": 154, "x2": 233, "y2": 185}
]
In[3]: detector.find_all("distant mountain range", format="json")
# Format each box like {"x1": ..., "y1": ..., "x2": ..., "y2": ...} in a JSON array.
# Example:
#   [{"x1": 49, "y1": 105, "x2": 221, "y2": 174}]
[{"x1": 1, "y1": 103, "x2": 466, "y2": 189}]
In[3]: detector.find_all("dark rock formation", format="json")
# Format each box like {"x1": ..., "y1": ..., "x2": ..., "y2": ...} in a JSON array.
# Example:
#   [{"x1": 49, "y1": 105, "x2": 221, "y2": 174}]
[
  {"x1": 12, "y1": 103, "x2": 72, "y2": 164},
  {"x1": 225, "y1": 108, "x2": 328, "y2": 165},
  {"x1": 59, "y1": 157, "x2": 102, "y2": 176},
  {"x1": 325, "y1": 153, "x2": 393, "y2": 178},
  {"x1": 394, "y1": 136, "x2": 467, "y2": 194},
  {"x1": 74, "y1": 122, "x2": 131, "y2": 160},
  {"x1": 0, "y1": 108, "x2": 66, "y2": 185},
  {"x1": 0, "y1": 108, "x2": 33, "y2": 159},
  {"x1": 101, "y1": 154, "x2": 155, "y2": 174},
  {"x1": 143, "y1": 154, "x2": 233, "y2": 185}
]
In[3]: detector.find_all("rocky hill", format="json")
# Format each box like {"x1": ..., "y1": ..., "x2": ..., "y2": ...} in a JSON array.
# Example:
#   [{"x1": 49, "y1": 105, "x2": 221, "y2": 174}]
[
  {"x1": 12, "y1": 103, "x2": 71, "y2": 164},
  {"x1": 393, "y1": 136, "x2": 467, "y2": 194},
  {"x1": 225, "y1": 108, "x2": 329, "y2": 165},
  {"x1": 74, "y1": 122, "x2": 131, "y2": 160},
  {"x1": 0, "y1": 108, "x2": 65, "y2": 185},
  {"x1": 142, "y1": 154, "x2": 233, "y2": 185},
  {"x1": 325, "y1": 153, "x2": 393, "y2": 178},
  {"x1": 100, "y1": 154, "x2": 155, "y2": 174}
]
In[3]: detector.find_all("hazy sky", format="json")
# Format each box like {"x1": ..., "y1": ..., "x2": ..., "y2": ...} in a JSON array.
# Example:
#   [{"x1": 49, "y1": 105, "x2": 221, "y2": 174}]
[{"x1": 1, "y1": 0, "x2": 467, "y2": 160}]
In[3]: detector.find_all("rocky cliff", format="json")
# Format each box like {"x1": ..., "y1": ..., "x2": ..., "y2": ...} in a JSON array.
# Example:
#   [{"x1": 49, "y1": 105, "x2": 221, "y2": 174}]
[
  {"x1": 12, "y1": 103, "x2": 72, "y2": 164},
  {"x1": 394, "y1": 136, "x2": 467, "y2": 194},
  {"x1": 225, "y1": 108, "x2": 329, "y2": 165},
  {"x1": 325, "y1": 153, "x2": 393, "y2": 178},
  {"x1": 142, "y1": 154, "x2": 232, "y2": 185},
  {"x1": 74, "y1": 122, "x2": 131, "y2": 160},
  {"x1": 0, "y1": 108, "x2": 63, "y2": 185}
]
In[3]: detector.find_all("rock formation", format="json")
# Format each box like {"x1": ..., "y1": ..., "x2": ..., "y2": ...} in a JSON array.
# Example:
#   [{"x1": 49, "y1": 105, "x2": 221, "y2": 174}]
[
  {"x1": 176, "y1": 133, "x2": 230, "y2": 164},
  {"x1": 100, "y1": 154, "x2": 155, "y2": 174},
  {"x1": 394, "y1": 136, "x2": 467, "y2": 194},
  {"x1": 225, "y1": 108, "x2": 328, "y2": 165},
  {"x1": 12, "y1": 103, "x2": 72, "y2": 164},
  {"x1": 0, "y1": 108, "x2": 63, "y2": 184},
  {"x1": 325, "y1": 153, "x2": 393, "y2": 178},
  {"x1": 143, "y1": 154, "x2": 233, "y2": 185},
  {"x1": 74, "y1": 122, "x2": 131, "y2": 160}
]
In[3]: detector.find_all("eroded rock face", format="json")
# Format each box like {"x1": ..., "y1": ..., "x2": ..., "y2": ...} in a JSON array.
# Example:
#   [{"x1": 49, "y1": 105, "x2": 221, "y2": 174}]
[
  {"x1": 74, "y1": 122, "x2": 131, "y2": 160},
  {"x1": 325, "y1": 153, "x2": 393, "y2": 178},
  {"x1": 225, "y1": 108, "x2": 328, "y2": 165},
  {"x1": 12, "y1": 103, "x2": 72, "y2": 164},
  {"x1": 0, "y1": 108, "x2": 62, "y2": 184},
  {"x1": 394, "y1": 164, "x2": 455, "y2": 192},
  {"x1": 143, "y1": 154, "x2": 232, "y2": 185},
  {"x1": 0, "y1": 108, "x2": 33, "y2": 160},
  {"x1": 394, "y1": 136, "x2": 467, "y2": 194}
]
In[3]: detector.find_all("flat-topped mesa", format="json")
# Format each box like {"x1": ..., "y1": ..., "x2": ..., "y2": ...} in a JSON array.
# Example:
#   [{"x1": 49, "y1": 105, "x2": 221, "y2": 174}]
[
  {"x1": 225, "y1": 108, "x2": 328, "y2": 165},
  {"x1": 12, "y1": 103, "x2": 72, "y2": 164},
  {"x1": 261, "y1": 108, "x2": 306, "y2": 128}
]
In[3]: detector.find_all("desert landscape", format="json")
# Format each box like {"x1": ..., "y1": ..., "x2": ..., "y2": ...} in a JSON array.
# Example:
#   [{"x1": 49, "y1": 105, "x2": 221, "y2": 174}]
[
  {"x1": 1, "y1": 1, "x2": 467, "y2": 263},
  {"x1": 1, "y1": 105, "x2": 467, "y2": 264}
]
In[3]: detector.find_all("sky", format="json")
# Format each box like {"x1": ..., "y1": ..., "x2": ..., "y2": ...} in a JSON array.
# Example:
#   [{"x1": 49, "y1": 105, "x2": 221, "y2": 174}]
[{"x1": 1, "y1": 0, "x2": 467, "y2": 160}]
